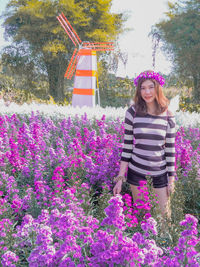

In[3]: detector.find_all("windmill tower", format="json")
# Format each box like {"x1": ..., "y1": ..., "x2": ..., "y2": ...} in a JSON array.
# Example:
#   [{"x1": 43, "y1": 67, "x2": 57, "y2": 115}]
[{"x1": 57, "y1": 13, "x2": 114, "y2": 107}]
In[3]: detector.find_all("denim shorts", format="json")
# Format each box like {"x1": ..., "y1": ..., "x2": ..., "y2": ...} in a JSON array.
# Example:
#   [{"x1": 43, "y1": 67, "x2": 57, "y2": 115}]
[{"x1": 127, "y1": 168, "x2": 168, "y2": 188}]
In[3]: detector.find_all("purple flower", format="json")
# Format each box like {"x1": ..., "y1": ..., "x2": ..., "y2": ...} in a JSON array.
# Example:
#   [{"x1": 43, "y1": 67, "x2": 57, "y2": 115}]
[
  {"x1": 141, "y1": 217, "x2": 158, "y2": 236},
  {"x1": 101, "y1": 195, "x2": 126, "y2": 230},
  {"x1": 28, "y1": 245, "x2": 55, "y2": 267},
  {"x1": 1, "y1": 251, "x2": 19, "y2": 267},
  {"x1": 180, "y1": 214, "x2": 198, "y2": 237}
]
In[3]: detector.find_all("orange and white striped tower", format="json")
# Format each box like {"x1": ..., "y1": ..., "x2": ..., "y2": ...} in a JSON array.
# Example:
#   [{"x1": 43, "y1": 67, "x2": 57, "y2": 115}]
[
  {"x1": 57, "y1": 13, "x2": 113, "y2": 107},
  {"x1": 72, "y1": 49, "x2": 97, "y2": 107}
]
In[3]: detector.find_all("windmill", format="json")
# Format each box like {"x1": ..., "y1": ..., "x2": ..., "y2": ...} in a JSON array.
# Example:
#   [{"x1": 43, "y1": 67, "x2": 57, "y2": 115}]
[{"x1": 57, "y1": 13, "x2": 114, "y2": 107}]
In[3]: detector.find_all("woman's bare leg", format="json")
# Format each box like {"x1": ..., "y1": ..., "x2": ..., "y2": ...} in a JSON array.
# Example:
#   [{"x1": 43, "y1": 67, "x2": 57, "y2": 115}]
[
  {"x1": 153, "y1": 186, "x2": 171, "y2": 234},
  {"x1": 153, "y1": 187, "x2": 170, "y2": 218},
  {"x1": 129, "y1": 184, "x2": 147, "y2": 218},
  {"x1": 130, "y1": 184, "x2": 170, "y2": 216},
  {"x1": 130, "y1": 184, "x2": 143, "y2": 202},
  {"x1": 130, "y1": 184, "x2": 171, "y2": 230}
]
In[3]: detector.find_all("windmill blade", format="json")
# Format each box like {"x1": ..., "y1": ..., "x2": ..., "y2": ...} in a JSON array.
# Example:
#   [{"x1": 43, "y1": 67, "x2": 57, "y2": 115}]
[
  {"x1": 83, "y1": 46, "x2": 114, "y2": 50},
  {"x1": 67, "y1": 53, "x2": 80, "y2": 80},
  {"x1": 82, "y1": 42, "x2": 114, "y2": 50},
  {"x1": 57, "y1": 15, "x2": 77, "y2": 46},
  {"x1": 93, "y1": 48, "x2": 114, "y2": 51},
  {"x1": 83, "y1": 44, "x2": 114, "y2": 48},
  {"x1": 82, "y1": 45, "x2": 114, "y2": 51},
  {"x1": 61, "y1": 13, "x2": 82, "y2": 44},
  {"x1": 83, "y1": 42, "x2": 114, "y2": 47},
  {"x1": 68, "y1": 60, "x2": 78, "y2": 80},
  {"x1": 64, "y1": 48, "x2": 78, "y2": 78},
  {"x1": 57, "y1": 14, "x2": 79, "y2": 46},
  {"x1": 82, "y1": 42, "x2": 114, "y2": 45}
]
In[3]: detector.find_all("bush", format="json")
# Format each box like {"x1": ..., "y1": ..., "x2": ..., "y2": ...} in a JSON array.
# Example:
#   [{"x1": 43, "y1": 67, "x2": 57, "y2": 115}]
[{"x1": 179, "y1": 95, "x2": 200, "y2": 113}]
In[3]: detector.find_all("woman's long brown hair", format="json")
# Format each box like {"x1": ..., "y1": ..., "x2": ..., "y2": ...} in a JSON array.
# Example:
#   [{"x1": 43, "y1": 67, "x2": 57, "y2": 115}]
[{"x1": 133, "y1": 70, "x2": 169, "y2": 115}]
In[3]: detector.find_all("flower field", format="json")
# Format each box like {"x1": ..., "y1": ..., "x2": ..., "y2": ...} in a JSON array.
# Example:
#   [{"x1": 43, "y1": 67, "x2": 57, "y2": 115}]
[{"x1": 0, "y1": 101, "x2": 200, "y2": 266}]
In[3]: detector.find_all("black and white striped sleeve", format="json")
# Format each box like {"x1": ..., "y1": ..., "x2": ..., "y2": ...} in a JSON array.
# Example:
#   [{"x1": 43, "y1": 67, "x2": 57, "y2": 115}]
[
  {"x1": 121, "y1": 107, "x2": 135, "y2": 162},
  {"x1": 165, "y1": 115, "x2": 176, "y2": 176}
]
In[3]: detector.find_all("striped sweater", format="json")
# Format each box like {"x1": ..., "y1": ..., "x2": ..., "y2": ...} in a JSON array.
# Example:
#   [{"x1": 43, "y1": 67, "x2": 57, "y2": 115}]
[{"x1": 121, "y1": 105, "x2": 176, "y2": 177}]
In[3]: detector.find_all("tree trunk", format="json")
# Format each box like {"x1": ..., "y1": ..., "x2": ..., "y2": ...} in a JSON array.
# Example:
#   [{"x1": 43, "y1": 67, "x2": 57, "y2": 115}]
[
  {"x1": 193, "y1": 75, "x2": 200, "y2": 103},
  {"x1": 45, "y1": 57, "x2": 66, "y2": 102}
]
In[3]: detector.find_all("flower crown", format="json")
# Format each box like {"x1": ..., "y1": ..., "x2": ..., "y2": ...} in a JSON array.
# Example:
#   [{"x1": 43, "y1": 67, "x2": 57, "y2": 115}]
[{"x1": 134, "y1": 71, "x2": 165, "y2": 87}]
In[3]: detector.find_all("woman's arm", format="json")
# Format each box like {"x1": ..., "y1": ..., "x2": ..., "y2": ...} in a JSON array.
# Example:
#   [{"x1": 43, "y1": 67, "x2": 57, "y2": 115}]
[
  {"x1": 113, "y1": 161, "x2": 129, "y2": 195},
  {"x1": 165, "y1": 110, "x2": 176, "y2": 195},
  {"x1": 120, "y1": 107, "x2": 135, "y2": 162},
  {"x1": 113, "y1": 107, "x2": 135, "y2": 195},
  {"x1": 118, "y1": 161, "x2": 129, "y2": 177},
  {"x1": 165, "y1": 110, "x2": 176, "y2": 177}
]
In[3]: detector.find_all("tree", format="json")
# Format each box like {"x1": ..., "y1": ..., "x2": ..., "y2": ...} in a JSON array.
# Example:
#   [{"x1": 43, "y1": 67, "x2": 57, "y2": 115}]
[
  {"x1": 152, "y1": 0, "x2": 200, "y2": 102},
  {"x1": 1, "y1": 42, "x2": 45, "y2": 92},
  {"x1": 1, "y1": 0, "x2": 126, "y2": 101}
]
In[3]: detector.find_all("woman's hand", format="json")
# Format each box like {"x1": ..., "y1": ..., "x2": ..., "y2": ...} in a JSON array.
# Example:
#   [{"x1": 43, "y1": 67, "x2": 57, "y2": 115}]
[
  {"x1": 113, "y1": 180, "x2": 123, "y2": 196},
  {"x1": 167, "y1": 176, "x2": 175, "y2": 197},
  {"x1": 113, "y1": 161, "x2": 128, "y2": 196}
]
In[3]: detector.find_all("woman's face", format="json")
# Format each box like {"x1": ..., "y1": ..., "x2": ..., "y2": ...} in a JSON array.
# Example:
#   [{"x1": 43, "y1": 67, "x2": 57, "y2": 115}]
[{"x1": 140, "y1": 79, "x2": 156, "y2": 104}]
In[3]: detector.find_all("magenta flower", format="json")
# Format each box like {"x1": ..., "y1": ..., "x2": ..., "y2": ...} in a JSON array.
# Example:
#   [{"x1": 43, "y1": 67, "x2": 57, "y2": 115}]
[
  {"x1": 1, "y1": 251, "x2": 19, "y2": 267},
  {"x1": 101, "y1": 195, "x2": 126, "y2": 231}
]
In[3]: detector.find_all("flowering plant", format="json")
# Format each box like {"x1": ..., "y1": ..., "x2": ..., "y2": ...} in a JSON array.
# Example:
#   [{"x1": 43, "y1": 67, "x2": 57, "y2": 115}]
[
  {"x1": 0, "y1": 108, "x2": 199, "y2": 266},
  {"x1": 134, "y1": 71, "x2": 165, "y2": 87}
]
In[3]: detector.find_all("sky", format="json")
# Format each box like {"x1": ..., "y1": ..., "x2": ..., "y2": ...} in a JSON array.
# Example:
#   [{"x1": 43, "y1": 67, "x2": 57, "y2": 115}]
[{"x1": 0, "y1": 0, "x2": 176, "y2": 78}]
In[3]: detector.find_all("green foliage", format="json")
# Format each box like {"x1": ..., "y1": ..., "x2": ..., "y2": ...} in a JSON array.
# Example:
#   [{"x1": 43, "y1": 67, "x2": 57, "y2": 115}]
[
  {"x1": 179, "y1": 95, "x2": 200, "y2": 113},
  {"x1": 91, "y1": 183, "x2": 112, "y2": 221},
  {"x1": 163, "y1": 73, "x2": 193, "y2": 92},
  {"x1": 0, "y1": 73, "x2": 49, "y2": 104},
  {"x1": 163, "y1": 87, "x2": 180, "y2": 101},
  {"x1": 162, "y1": 74, "x2": 200, "y2": 113},
  {"x1": 153, "y1": 0, "x2": 200, "y2": 102},
  {"x1": 99, "y1": 70, "x2": 135, "y2": 107},
  {"x1": 169, "y1": 169, "x2": 186, "y2": 243},
  {"x1": 180, "y1": 164, "x2": 200, "y2": 220},
  {"x1": 1, "y1": 44, "x2": 44, "y2": 92},
  {"x1": 169, "y1": 159, "x2": 200, "y2": 246},
  {"x1": 1, "y1": 0, "x2": 127, "y2": 101},
  {"x1": 0, "y1": 72, "x2": 74, "y2": 105}
]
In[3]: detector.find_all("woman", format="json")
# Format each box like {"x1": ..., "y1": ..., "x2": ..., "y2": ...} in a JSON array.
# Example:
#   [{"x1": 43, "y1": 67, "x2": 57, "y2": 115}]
[{"x1": 113, "y1": 70, "x2": 176, "y2": 218}]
